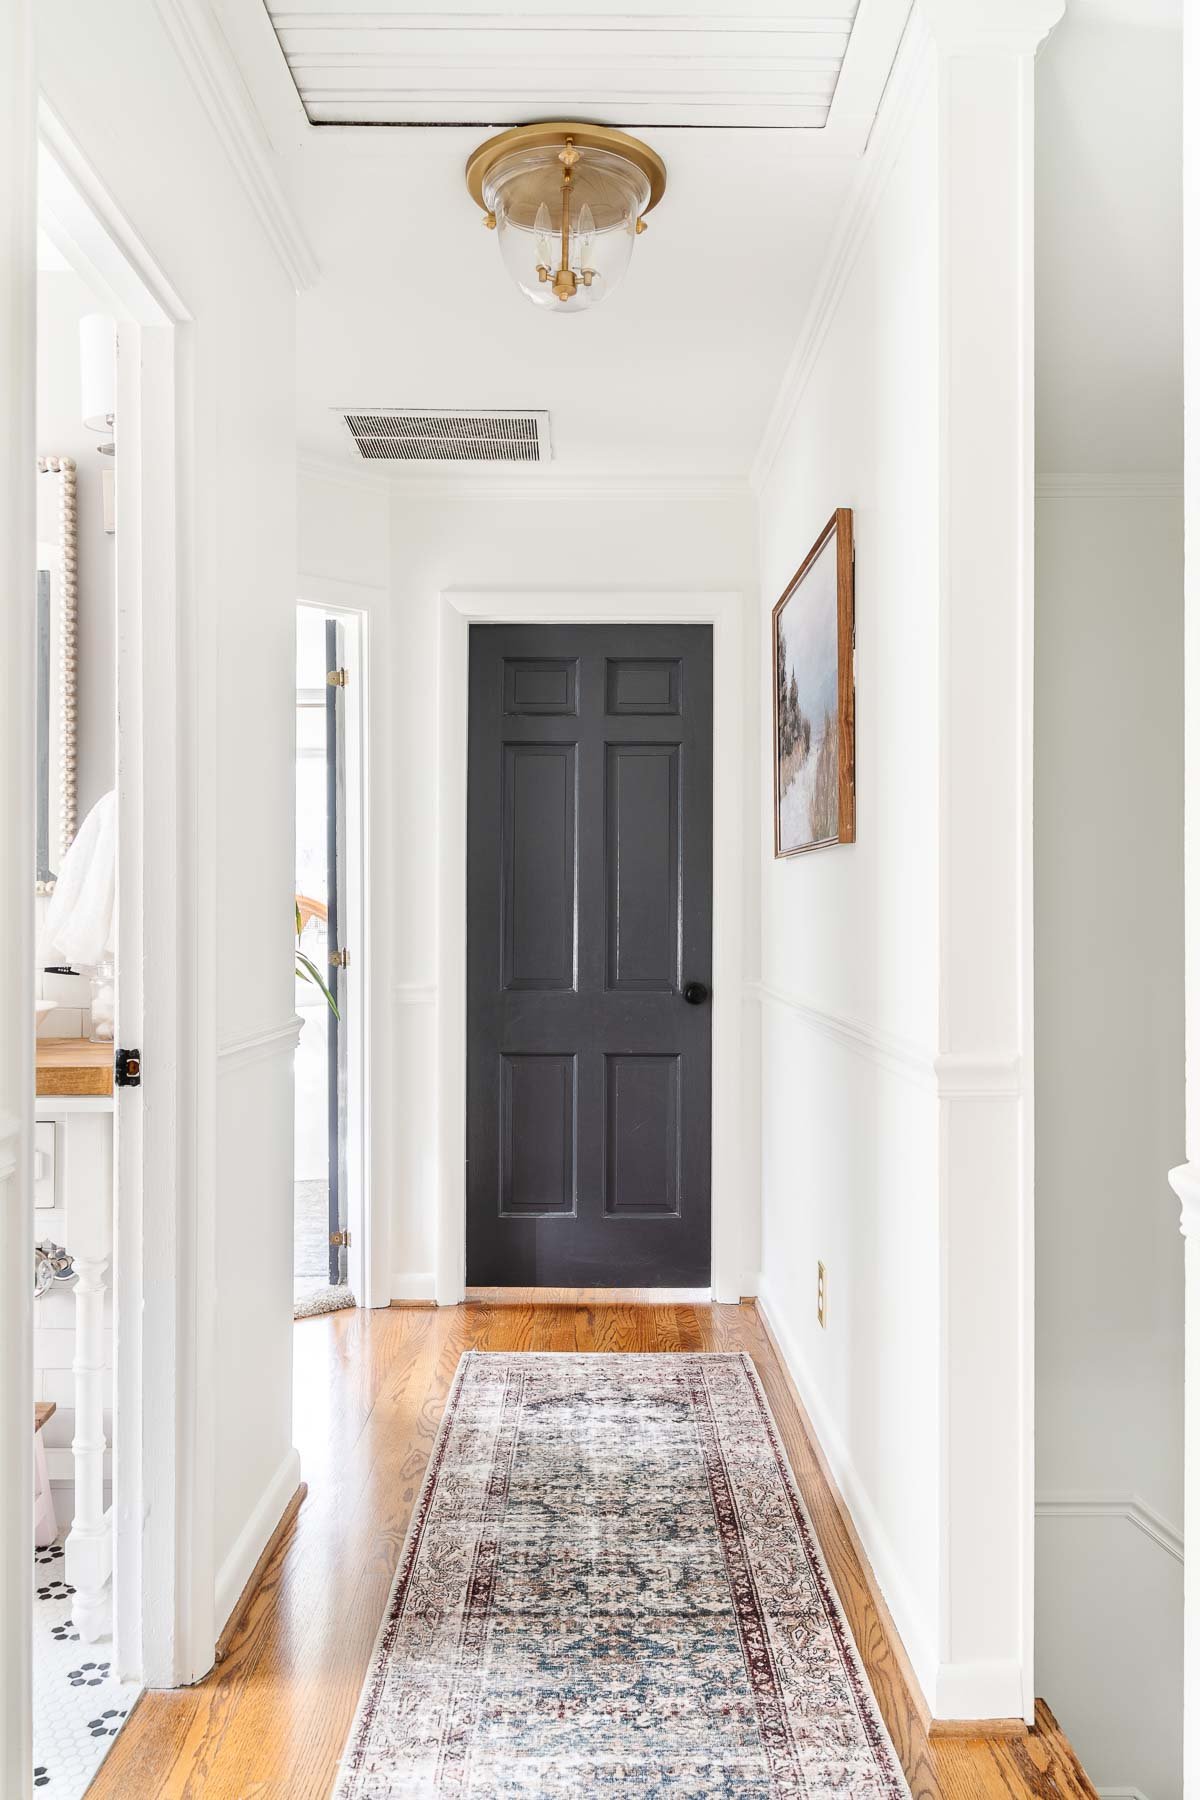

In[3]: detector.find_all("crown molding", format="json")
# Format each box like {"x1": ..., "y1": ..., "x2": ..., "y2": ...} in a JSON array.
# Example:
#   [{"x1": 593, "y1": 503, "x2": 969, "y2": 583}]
[
  {"x1": 1036, "y1": 1491, "x2": 1184, "y2": 1564},
  {"x1": 751, "y1": 11, "x2": 934, "y2": 494},
  {"x1": 298, "y1": 446, "x2": 753, "y2": 503},
  {"x1": 919, "y1": 0, "x2": 1065, "y2": 55},
  {"x1": 153, "y1": 0, "x2": 318, "y2": 292},
  {"x1": 298, "y1": 449, "x2": 392, "y2": 497},
  {"x1": 1036, "y1": 471, "x2": 1184, "y2": 500}
]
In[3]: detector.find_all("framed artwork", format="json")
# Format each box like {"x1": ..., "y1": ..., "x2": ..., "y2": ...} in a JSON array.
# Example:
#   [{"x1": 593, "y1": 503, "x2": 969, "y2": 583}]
[{"x1": 772, "y1": 508, "x2": 855, "y2": 857}]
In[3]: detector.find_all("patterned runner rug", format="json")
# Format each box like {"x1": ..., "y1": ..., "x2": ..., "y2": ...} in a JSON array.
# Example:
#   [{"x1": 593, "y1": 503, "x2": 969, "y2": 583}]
[{"x1": 336, "y1": 1351, "x2": 908, "y2": 1798}]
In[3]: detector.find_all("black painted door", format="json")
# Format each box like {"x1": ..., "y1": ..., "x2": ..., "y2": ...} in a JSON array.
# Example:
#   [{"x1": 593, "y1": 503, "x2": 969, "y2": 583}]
[{"x1": 467, "y1": 624, "x2": 713, "y2": 1287}]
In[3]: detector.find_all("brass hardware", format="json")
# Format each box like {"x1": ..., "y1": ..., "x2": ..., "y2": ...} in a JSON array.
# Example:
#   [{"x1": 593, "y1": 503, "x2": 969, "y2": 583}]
[
  {"x1": 484, "y1": 211, "x2": 497, "y2": 229},
  {"x1": 636, "y1": 217, "x2": 648, "y2": 235},
  {"x1": 330, "y1": 1229, "x2": 351, "y2": 1248},
  {"x1": 327, "y1": 668, "x2": 349, "y2": 687},
  {"x1": 464, "y1": 121, "x2": 667, "y2": 216},
  {"x1": 816, "y1": 1261, "x2": 828, "y2": 1330},
  {"x1": 330, "y1": 947, "x2": 351, "y2": 969}
]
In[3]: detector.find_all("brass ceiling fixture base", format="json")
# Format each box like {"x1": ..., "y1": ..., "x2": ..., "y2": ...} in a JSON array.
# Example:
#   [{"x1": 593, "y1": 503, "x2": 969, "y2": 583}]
[{"x1": 465, "y1": 121, "x2": 667, "y2": 216}]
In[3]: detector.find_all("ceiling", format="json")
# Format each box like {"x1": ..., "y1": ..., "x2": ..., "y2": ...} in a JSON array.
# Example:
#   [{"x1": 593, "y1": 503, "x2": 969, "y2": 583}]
[
  {"x1": 1035, "y1": 0, "x2": 1182, "y2": 474},
  {"x1": 214, "y1": 0, "x2": 912, "y2": 480},
  {"x1": 264, "y1": 5, "x2": 858, "y2": 128}
]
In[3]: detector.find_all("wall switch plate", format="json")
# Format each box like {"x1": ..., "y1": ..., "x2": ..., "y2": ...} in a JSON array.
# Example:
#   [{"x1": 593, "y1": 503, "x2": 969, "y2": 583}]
[{"x1": 817, "y1": 1260, "x2": 828, "y2": 1329}]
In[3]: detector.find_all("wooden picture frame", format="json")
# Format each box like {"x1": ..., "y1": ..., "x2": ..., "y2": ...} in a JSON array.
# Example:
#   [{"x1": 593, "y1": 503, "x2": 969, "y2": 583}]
[{"x1": 771, "y1": 508, "x2": 855, "y2": 857}]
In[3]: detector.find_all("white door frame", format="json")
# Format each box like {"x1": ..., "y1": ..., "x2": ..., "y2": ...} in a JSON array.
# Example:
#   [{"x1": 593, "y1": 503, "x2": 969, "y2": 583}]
[
  {"x1": 1, "y1": 7, "x2": 38, "y2": 1788},
  {"x1": 434, "y1": 587, "x2": 747, "y2": 1308},
  {"x1": 37, "y1": 109, "x2": 215, "y2": 1689},
  {"x1": 299, "y1": 573, "x2": 391, "y2": 1310}
]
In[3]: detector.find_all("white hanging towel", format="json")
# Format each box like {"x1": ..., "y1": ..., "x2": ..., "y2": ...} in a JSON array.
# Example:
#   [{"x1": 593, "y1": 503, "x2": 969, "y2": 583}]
[{"x1": 41, "y1": 789, "x2": 116, "y2": 969}]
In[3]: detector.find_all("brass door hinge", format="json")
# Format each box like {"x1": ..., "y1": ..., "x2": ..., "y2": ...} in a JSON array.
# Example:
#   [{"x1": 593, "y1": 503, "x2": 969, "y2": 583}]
[
  {"x1": 330, "y1": 947, "x2": 350, "y2": 969},
  {"x1": 330, "y1": 1229, "x2": 351, "y2": 1248},
  {"x1": 327, "y1": 668, "x2": 349, "y2": 687}
]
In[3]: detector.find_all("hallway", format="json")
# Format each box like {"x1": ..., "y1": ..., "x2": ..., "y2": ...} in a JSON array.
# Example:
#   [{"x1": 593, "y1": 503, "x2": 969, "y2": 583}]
[{"x1": 88, "y1": 1302, "x2": 1097, "y2": 1800}]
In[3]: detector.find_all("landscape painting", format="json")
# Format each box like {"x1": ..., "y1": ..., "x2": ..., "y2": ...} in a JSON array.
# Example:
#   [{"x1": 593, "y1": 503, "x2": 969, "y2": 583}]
[{"x1": 772, "y1": 509, "x2": 855, "y2": 857}]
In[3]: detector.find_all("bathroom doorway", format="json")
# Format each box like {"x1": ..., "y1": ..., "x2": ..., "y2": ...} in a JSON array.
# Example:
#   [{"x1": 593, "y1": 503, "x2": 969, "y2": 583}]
[{"x1": 295, "y1": 604, "x2": 366, "y2": 1315}]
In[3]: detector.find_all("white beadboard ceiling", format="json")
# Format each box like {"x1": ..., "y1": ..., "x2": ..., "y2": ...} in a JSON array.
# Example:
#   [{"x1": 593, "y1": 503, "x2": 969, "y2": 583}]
[{"x1": 265, "y1": 2, "x2": 864, "y2": 129}]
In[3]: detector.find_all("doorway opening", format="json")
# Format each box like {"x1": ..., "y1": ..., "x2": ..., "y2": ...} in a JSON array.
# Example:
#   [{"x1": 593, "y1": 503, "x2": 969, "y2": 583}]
[
  {"x1": 295, "y1": 603, "x2": 366, "y2": 1316},
  {"x1": 30, "y1": 181, "x2": 133, "y2": 1798}
]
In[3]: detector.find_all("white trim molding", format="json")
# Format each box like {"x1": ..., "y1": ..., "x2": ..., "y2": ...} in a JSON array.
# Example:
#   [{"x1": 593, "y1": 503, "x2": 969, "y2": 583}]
[
  {"x1": 395, "y1": 983, "x2": 438, "y2": 1006},
  {"x1": 751, "y1": 12, "x2": 935, "y2": 493},
  {"x1": 0, "y1": 1113, "x2": 18, "y2": 1183},
  {"x1": 752, "y1": 980, "x2": 936, "y2": 1089},
  {"x1": 390, "y1": 1272, "x2": 436, "y2": 1304},
  {"x1": 755, "y1": 1276, "x2": 941, "y2": 1708},
  {"x1": 217, "y1": 1014, "x2": 304, "y2": 1072},
  {"x1": 1036, "y1": 1492, "x2": 1185, "y2": 1564},
  {"x1": 213, "y1": 1448, "x2": 302, "y2": 1637},
  {"x1": 152, "y1": 0, "x2": 318, "y2": 291},
  {"x1": 751, "y1": 982, "x2": 1023, "y2": 1100},
  {"x1": 1036, "y1": 471, "x2": 1184, "y2": 500},
  {"x1": 1171, "y1": 1161, "x2": 1200, "y2": 1240}
]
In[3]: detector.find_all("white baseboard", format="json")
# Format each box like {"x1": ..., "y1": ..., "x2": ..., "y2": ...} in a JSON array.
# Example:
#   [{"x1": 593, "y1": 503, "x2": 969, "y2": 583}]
[
  {"x1": 390, "y1": 1271, "x2": 436, "y2": 1303},
  {"x1": 214, "y1": 1447, "x2": 302, "y2": 1639},
  {"x1": 1095, "y1": 1788, "x2": 1152, "y2": 1799},
  {"x1": 755, "y1": 1275, "x2": 939, "y2": 1711}
]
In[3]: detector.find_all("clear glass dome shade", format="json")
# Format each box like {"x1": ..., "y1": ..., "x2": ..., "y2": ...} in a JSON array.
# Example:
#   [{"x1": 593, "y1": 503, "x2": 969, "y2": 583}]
[{"x1": 484, "y1": 143, "x2": 651, "y2": 313}]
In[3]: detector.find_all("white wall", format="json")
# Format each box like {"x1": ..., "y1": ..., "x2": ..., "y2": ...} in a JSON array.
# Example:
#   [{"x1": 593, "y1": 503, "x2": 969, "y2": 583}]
[
  {"x1": 1034, "y1": 494, "x2": 1185, "y2": 1797},
  {"x1": 755, "y1": 56, "x2": 944, "y2": 1704},
  {"x1": 39, "y1": 0, "x2": 300, "y2": 1664}
]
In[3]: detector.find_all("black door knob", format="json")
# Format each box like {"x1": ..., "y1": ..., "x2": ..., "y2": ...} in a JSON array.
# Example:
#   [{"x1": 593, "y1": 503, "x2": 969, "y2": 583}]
[{"x1": 683, "y1": 981, "x2": 709, "y2": 1006}]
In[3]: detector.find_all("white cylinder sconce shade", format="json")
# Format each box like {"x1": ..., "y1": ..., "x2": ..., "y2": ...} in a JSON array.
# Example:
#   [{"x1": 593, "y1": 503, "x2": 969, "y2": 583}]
[{"x1": 79, "y1": 313, "x2": 116, "y2": 433}]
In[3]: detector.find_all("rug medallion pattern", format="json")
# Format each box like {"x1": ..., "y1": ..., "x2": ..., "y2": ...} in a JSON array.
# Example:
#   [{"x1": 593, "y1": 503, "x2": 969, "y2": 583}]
[{"x1": 337, "y1": 1352, "x2": 908, "y2": 1797}]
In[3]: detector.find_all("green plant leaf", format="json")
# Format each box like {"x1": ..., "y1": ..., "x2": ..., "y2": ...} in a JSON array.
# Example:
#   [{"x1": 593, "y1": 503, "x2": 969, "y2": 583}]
[{"x1": 296, "y1": 948, "x2": 340, "y2": 1020}]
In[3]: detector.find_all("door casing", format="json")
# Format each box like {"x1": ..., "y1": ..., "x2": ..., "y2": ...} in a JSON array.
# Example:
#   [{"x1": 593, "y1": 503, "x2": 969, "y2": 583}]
[{"x1": 435, "y1": 586, "x2": 748, "y2": 1306}]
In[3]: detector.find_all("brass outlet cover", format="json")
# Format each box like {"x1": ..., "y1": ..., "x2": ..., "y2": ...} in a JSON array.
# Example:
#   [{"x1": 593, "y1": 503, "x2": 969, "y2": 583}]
[{"x1": 465, "y1": 121, "x2": 667, "y2": 215}]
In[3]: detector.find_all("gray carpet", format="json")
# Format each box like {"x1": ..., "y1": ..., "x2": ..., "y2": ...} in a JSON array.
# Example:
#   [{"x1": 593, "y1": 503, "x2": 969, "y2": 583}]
[{"x1": 294, "y1": 1179, "x2": 354, "y2": 1318}]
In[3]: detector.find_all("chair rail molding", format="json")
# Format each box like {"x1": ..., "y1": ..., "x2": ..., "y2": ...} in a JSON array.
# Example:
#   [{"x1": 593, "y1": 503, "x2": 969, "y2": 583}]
[
  {"x1": 1036, "y1": 471, "x2": 1184, "y2": 500},
  {"x1": 1036, "y1": 1491, "x2": 1184, "y2": 1564},
  {"x1": 217, "y1": 1014, "x2": 304, "y2": 1072}
]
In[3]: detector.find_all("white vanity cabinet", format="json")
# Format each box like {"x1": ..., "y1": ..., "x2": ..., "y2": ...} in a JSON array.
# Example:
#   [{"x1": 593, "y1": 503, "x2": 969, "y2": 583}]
[{"x1": 35, "y1": 1040, "x2": 115, "y2": 1642}]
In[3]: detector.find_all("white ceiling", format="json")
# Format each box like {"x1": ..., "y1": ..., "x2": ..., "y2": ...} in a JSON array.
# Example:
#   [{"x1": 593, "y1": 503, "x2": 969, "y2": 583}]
[
  {"x1": 1035, "y1": 0, "x2": 1182, "y2": 474},
  {"x1": 266, "y1": 4, "x2": 858, "y2": 128},
  {"x1": 212, "y1": 0, "x2": 911, "y2": 479}
]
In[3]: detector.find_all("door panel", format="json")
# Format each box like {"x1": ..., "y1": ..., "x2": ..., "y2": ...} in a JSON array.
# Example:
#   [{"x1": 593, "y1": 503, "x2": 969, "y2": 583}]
[
  {"x1": 467, "y1": 624, "x2": 712, "y2": 1288},
  {"x1": 501, "y1": 742, "x2": 577, "y2": 991}
]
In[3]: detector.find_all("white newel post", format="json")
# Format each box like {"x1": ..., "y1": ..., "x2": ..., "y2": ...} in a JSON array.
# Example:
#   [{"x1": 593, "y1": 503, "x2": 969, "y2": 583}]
[
  {"x1": 920, "y1": 0, "x2": 1063, "y2": 1724},
  {"x1": 65, "y1": 1114, "x2": 115, "y2": 1642},
  {"x1": 1174, "y1": 4, "x2": 1200, "y2": 1781}
]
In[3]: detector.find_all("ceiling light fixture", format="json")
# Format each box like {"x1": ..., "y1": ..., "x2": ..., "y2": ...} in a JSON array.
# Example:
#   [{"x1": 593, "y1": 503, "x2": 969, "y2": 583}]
[{"x1": 465, "y1": 122, "x2": 666, "y2": 313}]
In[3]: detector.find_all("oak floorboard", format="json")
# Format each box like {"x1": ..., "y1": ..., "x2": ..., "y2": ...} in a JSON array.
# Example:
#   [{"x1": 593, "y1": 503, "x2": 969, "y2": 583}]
[{"x1": 86, "y1": 1303, "x2": 1098, "y2": 1800}]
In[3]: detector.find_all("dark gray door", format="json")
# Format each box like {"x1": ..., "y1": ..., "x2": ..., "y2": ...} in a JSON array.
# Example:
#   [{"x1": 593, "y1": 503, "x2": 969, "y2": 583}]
[{"x1": 467, "y1": 624, "x2": 713, "y2": 1288}]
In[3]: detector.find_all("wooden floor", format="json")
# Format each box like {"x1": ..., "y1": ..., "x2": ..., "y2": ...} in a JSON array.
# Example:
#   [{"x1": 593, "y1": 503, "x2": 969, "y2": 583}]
[{"x1": 87, "y1": 1300, "x2": 1098, "y2": 1799}]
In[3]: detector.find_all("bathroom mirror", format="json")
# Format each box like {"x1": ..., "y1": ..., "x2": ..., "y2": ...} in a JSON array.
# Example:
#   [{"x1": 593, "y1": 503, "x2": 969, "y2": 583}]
[{"x1": 35, "y1": 456, "x2": 79, "y2": 894}]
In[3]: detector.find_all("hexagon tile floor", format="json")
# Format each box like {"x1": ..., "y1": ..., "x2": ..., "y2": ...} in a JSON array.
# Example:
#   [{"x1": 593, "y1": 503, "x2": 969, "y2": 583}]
[{"x1": 32, "y1": 1543, "x2": 140, "y2": 1797}]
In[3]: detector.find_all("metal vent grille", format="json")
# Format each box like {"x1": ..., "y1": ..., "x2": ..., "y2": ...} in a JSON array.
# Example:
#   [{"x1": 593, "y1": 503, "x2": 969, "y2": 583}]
[{"x1": 342, "y1": 410, "x2": 551, "y2": 464}]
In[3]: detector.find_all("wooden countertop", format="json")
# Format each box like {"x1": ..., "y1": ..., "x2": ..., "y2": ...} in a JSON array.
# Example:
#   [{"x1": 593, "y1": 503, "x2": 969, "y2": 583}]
[{"x1": 35, "y1": 1037, "x2": 114, "y2": 1098}]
